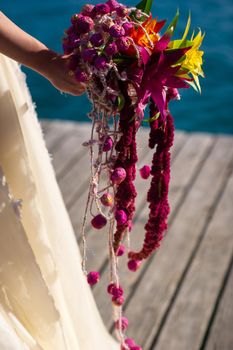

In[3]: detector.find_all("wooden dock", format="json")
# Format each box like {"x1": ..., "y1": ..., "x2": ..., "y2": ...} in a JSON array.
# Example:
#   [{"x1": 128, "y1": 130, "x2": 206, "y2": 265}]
[{"x1": 41, "y1": 120, "x2": 233, "y2": 350}]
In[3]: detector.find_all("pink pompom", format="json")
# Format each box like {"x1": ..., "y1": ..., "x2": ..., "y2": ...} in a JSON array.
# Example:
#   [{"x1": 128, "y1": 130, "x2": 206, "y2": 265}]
[
  {"x1": 115, "y1": 317, "x2": 129, "y2": 331},
  {"x1": 131, "y1": 346, "x2": 142, "y2": 350},
  {"x1": 81, "y1": 4, "x2": 94, "y2": 16},
  {"x1": 128, "y1": 259, "x2": 142, "y2": 272},
  {"x1": 100, "y1": 193, "x2": 113, "y2": 207},
  {"x1": 95, "y1": 3, "x2": 111, "y2": 14},
  {"x1": 94, "y1": 56, "x2": 108, "y2": 70},
  {"x1": 102, "y1": 136, "x2": 113, "y2": 152},
  {"x1": 117, "y1": 244, "x2": 125, "y2": 256},
  {"x1": 87, "y1": 271, "x2": 100, "y2": 286},
  {"x1": 75, "y1": 15, "x2": 94, "y2": 33},
  {"x1": 111, "y1": 285, "x2": 124, "y2": 298},
  {"x1": 115, "y1": 210, "x2": 128, "y2": 225},
  {"x1": 107, "y1": 282, "x2": 116, "y2": 294},
  {"x1": 91, "y1": 214, "x2": 107, "y2": 229},
  {"x1": 125, "y1": 338, "x2": 136, "y2": 347},
  {"x1": 139, "y1": 165, "x2": 151, "y2": 180},
  {"x1": 112, "y1": 295, "x2": 124, "y2": 306},
  {"x1": 111, "y1": 167, "x2": 127, "y2": 185}
]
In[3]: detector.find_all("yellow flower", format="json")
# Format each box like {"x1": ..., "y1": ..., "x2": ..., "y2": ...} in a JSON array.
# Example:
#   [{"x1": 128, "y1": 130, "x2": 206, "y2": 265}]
[{"x1": 180, "y1": 30, "x2": 205, "y2": 92}]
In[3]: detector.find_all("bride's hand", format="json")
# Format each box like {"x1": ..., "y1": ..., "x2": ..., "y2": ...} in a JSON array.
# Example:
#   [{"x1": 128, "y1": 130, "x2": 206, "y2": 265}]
[{"x1": 37, "y1": 51, "x2": 86, "y2": 96}]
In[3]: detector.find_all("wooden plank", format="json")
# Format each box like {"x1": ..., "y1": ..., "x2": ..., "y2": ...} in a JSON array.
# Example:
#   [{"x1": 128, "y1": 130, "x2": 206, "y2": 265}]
[
  {"x1": 43, "y1": 120, "x2": 75, "y2": 151},
  {"x1": 204, "y1": 258, "x2": 233, "y2": 350},
  {"x1": 58, "y1": 151, "x2": 90, "y2": 207},
  {"x1": 53, "y1": 132, "x2": 87, "y2": 179},
  {"x1": 120, "y1": 136, "x2": 233, "y2": 349},
  {"x1": 40, "y1": 119, "x2": 53, "y2": 135},
  {"x1": 44, "y1": 120, "x2": 88, "y2": 152},
  {"x1": 92, "y1": 133, "x2": 215, "y2": 330},
  {"x1": 154, "y1": 155, "x2": 233, "y2": 350}
]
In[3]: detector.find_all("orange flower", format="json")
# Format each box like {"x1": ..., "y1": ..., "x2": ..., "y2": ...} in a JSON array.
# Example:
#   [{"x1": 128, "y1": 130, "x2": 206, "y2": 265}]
[{"x1": 130, "y1": 16, "x2": 166, "y2": 49}]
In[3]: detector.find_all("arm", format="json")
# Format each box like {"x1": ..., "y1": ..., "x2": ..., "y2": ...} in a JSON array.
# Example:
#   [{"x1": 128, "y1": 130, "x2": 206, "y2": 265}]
[{"x1": 0, "y1": 11, "x2": 85, "y2": 96}]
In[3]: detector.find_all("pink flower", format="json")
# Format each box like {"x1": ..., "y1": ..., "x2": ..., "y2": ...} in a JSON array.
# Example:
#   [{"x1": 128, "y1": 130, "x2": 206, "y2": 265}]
[
  {"x1": 102, "y1": 136, "x2": 113, "y2": 151},
  {"x1": 116, "y1": 37, "x2": 131, "y2": 52},
  {"x1": 111, "y1": 285, "x2": 124, "y2": 298},
  {"x1": 111, "y1": 167, "x2": 127, "y2": 184},
  {"x1": 87, "y1": 271, "x2": 100, "y2": 285},
  {"x1": 94, "y1": 56, "x2": 108, "y2": 69},
  {"x1": 95, "y1": 3, "x2": 111, "y2": 14},
  {"x1": 75, "y1": 15, "x2": 94, "y2": 33},
  {"x1": 115, "y1": 210, "x2": 128, "y2": 225},
  {"x1": 91, "y1": 214, "x2": 107, "y2": 229},
  {"x1": 82, "y1": 48, "x2": 98, "y2": 62},
  {"x1": 107, "y1": 282, "x2": 116, "y2": 294},
  {"x1": 123, "y1": 22, "x2": 134, "y2": 35},
  {"x1": 109, "y1": 24, "x2": 125, "y2": 38},
  {"x1": 81, "y1": 4, "x2": 95, "y2": 17},
  {"x1": 90, "y1": 33, "x2": 104, "y2": 47},
  {"x1": 125, "y1": 338, "x2": 136, "y2": 347},
  {"x1": 112, "y1": 295, "x2": 125, "y2": 306},
  {"x1": 116, "y1": 244, "x2": 125, "y2": 256},
  {"x1": 106, "y1": 0, "x2": 120, "y2": 10},
  {"x1": 105, "y1": 42, "x2": 118, "y2": 56},
  {"x1": 100, "y1": 193, "x2": 113, "y2": 207},
  {"x1": 115, "y1": 317, "x2": 129, "y2": 331},
  {"x1": 128, "y1": 259, "x2": 141, "y2": 272},
  {"x1": 116, "y1": 5, "x2": 128, "y2": 17},
  {"x1": 139, "y1": 165, "x2": 151, "y2": 179}
]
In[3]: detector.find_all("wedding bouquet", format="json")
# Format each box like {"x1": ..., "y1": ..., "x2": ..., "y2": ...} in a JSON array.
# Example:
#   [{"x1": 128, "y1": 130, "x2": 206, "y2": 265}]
[{"x1": 63, "y1": 0, "x2": 204, "y2": 348}]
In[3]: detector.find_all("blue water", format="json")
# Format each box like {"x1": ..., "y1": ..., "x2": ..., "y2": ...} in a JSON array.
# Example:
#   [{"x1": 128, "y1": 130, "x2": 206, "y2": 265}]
[{"x1": 1, "y1": 0, "x2": 233, "y2": 133}]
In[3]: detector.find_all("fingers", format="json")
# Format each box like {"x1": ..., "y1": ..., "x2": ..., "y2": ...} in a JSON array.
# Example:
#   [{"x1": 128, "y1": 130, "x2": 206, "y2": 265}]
[{"x1": 56, "y1": 80, "x2": 86, "y2": 96}]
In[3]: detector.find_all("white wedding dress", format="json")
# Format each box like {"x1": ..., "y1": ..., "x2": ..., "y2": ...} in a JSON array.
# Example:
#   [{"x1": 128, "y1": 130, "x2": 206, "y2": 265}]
[{"x1": 0, "y1": 54, "x2": 118, "y2": 350}]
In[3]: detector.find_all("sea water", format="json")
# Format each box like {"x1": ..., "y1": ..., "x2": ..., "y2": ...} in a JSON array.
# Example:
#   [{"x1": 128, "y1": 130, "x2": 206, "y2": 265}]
[{"x1": 1, "y1": 0, "x2": 233, "y2": 133}]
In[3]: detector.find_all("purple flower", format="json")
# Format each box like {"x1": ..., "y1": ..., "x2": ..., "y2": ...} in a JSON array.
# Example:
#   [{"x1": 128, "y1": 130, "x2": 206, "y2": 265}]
[
  {"x1": 116, "y1": 37, "x2": 131, "y2": 52},
  {"x1": 95, "y1": 3, "x2": 111, "y2": 14},
  {"x1": 87, "y1": 271, "x2": 100, "y2": 286},
  {"x1": 82, "y1": 48, "x2": 98, "y2": 62},
  {"x1": 115, "y1": 209, "x2": 127, "y2": 225},
  {"x1": 71, "y1": 13, "x2": 82, "y2": 24},
  {"x1": 81, "y1": 4, "x2": 94, "y2": 17},
  {"x1": 109, "y1": 24, "x2": 125, "y2": 38},
  {"x1": 74, "y1": 68, "x2": 88, "y2": 83},
  {"x1": 76, "y1": 15, "x2": 94, "y2": 33},
  {"x1": 90, "y1": 33, "x2": 104, "y2": 47},
  {"x1": 106, "y1": 0, "x2": 120, "y2": 10},
  {"x1": 94, "y1": 56, "x2": 108, "y2": 69},
  {"x1": 115, "y1": 317, "x2": 128, "y2": 331},
  {"x1": 116, "y1": 5, "x2": 128, "y2": 17},
  {"x1": 139, "y1": 165, "x2": 151, "y2": 179},
  {"x1": 105, "y1": 42, "x2": 118, "y2": 56},
  {"x1": 123, "y1": 22, "x2": 134, "y2": 34}
]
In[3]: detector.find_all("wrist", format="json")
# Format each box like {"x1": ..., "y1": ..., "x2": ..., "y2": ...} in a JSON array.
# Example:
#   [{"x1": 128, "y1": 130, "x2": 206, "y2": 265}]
[{"x1": 31, "y1": 48, "x2": 59, "y2": 78}]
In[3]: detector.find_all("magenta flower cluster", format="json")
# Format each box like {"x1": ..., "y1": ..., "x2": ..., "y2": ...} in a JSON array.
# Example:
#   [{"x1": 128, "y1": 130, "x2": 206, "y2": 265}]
[{"x1": 63, "y1": 0, "x2": 135, "y2": 100}]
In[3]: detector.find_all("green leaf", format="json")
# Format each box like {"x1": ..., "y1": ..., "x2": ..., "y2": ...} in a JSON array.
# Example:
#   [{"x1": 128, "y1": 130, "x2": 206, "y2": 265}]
[
  {"x1": 165, "y1": 9, "x2": 179, "y2": 37},
  {"x1": 113, "y1": 55, "x2": 137, "y2": 64},
  {"x1": 136, "y1": 0, "x2": 153, "y2": 15},
  {"x1": 144, "y1": 112, "x2": 160, "y2": 123},
  {"x1": 181, "y1": 12, "x2": 191, "y2": 42},
  {"x1": 117, "y1": 94, "x2": 125, "y2": 111}
]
